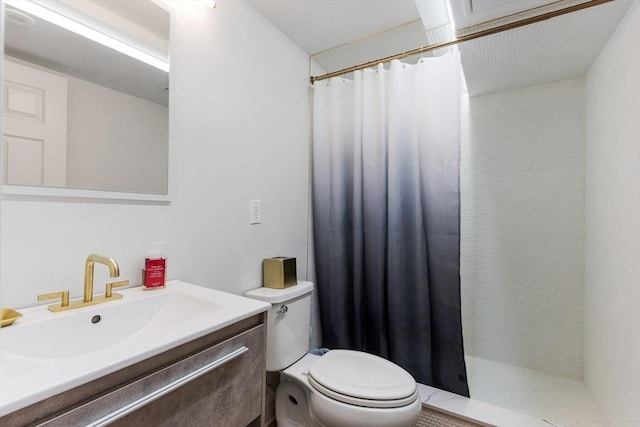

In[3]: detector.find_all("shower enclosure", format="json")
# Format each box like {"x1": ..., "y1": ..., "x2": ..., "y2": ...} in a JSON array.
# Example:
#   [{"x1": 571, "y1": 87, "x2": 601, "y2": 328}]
[{"x1": 459, "y1": 1, "x2": 639, "y2": 425}]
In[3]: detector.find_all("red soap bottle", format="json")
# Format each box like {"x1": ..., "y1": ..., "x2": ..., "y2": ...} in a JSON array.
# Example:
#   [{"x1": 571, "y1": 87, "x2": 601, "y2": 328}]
[{"x1": 143, "y1": 242, "x2": 166, "y2": 290}]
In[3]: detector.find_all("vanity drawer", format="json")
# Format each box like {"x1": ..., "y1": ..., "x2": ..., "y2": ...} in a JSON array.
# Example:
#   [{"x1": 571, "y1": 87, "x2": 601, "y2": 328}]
[{"x1": 39, "y1": 324, "x2": 265, "y2": 427}]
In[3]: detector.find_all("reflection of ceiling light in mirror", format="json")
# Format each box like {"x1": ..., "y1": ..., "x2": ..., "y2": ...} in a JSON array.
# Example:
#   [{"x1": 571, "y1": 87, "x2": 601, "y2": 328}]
[{"x1": 4, "y1": 0, "x2": 170, "y2": 73}]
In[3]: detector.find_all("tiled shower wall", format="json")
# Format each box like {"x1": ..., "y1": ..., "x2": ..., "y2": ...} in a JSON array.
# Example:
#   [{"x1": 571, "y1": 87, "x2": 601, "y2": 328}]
[
  {"x1": 460, "y1": 78, "x2": 585, "y2": 379},
  {"x1": 584, "y1": 1, "x2": 640, "y2": 424}
]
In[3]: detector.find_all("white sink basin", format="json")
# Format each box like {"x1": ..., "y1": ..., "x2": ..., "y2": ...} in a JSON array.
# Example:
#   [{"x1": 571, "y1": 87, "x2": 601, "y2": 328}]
[
  {"x1": 0, "y1": 280, "x2": 270, "y2": 417},
  {"x1": 1, "y1": 292, "x2": 226, "y2": 360}
]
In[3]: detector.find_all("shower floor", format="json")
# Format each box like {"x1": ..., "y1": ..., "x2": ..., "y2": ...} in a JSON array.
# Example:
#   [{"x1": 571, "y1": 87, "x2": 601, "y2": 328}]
[{"x1": 465, "y1": 356, "x2": 607, "y2": 427}]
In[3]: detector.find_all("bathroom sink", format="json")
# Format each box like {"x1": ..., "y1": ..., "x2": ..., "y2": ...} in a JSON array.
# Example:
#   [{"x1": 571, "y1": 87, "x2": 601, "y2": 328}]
[
  {"x1": 1, "y1": 292, "x2": 226, "y2": 360},
  {"x1": 0, "y1": 280, "x2": 270, "y2": 417}
]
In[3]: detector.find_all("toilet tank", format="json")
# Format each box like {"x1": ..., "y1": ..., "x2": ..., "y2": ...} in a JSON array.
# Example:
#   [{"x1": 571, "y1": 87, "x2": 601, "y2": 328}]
[{"x1": 245, "y1": 281, "x2": 314, "y2": 371}]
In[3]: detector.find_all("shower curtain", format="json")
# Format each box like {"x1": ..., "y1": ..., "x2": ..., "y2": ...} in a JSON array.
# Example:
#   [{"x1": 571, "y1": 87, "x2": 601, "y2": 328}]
[{"x1": 312, "y1": 52, "x2": 469, "y2": 396}]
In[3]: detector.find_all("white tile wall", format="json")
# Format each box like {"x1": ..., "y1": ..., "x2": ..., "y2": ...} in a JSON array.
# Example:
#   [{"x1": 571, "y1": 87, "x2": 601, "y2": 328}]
[
  {"x1": 461, "y1": 79, "x2": 585, "y2": 379},
  {"x1": 584, "y1": 1, "x2": 640, "y2": 425}
]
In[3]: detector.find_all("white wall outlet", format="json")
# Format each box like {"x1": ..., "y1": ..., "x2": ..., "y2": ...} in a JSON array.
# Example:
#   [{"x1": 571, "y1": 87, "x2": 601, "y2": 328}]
[{"x1": 250, "y1": 200, "x2": 261, "y2": 224}]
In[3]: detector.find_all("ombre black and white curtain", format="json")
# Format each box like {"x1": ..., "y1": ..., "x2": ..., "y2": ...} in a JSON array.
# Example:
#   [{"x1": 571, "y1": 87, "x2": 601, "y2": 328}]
[{"x1": 312, "y1": 52, "x2": 469, "y2": 396}]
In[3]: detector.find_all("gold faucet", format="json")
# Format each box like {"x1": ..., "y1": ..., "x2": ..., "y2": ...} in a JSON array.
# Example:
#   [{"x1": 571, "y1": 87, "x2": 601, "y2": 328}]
[
  {"x1": 84, "y1": 254, "x2": 119, "y2": 302},
  {"x1": 37, "y1": 254, "x2": 129, "y2": 312}
]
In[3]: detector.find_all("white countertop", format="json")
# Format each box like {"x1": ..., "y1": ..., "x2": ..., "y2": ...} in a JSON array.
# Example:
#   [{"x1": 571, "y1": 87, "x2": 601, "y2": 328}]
[{"x1": 0, "y1": 280, "x2": 270, "y2": 417}]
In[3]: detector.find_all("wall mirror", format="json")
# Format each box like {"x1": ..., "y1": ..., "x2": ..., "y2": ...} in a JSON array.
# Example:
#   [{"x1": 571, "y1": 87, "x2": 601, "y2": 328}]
[{"x1": 2, "y1": 0, "x2": 170, "y2": 196}]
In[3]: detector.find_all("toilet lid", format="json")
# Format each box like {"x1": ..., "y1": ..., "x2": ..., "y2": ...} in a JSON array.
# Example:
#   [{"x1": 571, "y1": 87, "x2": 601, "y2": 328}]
[{"x1": 307, "y1": 350, "x2": 418, "y2": 409}]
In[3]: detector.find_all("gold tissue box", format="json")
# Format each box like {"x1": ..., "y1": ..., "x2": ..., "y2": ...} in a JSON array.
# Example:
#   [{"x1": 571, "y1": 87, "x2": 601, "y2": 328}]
[{"x1": 263, "y1": 257, "x2": 297, "y2": 289}]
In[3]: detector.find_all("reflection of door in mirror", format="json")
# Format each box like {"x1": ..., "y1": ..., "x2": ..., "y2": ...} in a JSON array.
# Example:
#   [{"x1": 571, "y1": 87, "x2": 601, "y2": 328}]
[{"x1": 3, "y1": 59, "x2": 68, "y2": 187}]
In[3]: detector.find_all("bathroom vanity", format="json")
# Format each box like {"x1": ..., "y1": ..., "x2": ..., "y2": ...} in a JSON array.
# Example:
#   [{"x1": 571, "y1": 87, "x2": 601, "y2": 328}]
[{"x1": 0, "y1": 281, "x2": 270, "y2": 426}]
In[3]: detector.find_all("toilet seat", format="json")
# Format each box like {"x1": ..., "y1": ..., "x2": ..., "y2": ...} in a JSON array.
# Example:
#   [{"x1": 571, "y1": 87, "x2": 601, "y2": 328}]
[{"x1": 307, "y1": 350, "x2": 418, "y2": 409}]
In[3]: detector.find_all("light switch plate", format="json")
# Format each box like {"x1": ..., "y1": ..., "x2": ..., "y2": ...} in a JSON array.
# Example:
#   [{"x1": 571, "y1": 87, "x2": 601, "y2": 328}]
[{"x1": 250, "y1": 200, "x2": 261, "y2": 224}]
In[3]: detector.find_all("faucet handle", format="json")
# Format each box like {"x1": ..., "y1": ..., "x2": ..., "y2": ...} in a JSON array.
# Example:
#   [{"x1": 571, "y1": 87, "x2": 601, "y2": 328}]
[
  {"x1": 37, "y1": 291, "x2": 70, "y2": 308},
  {"x1": 105, "y1": 280, "x2": 129, "y2": 298}
]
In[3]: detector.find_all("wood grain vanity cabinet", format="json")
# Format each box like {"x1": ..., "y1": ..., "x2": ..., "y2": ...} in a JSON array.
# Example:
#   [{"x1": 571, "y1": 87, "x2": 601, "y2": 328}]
[{"x1": 0, "y1": 315, "x2": 266, "y2": 427}]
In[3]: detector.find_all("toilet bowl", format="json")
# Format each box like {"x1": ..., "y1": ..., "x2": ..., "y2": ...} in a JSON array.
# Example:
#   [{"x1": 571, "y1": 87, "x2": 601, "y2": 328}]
[
  {"x1": 246, "y1": 282, "x2": 422, "y2": 427},
  {"x1": 277, "y1": 352, "x2": 422, "y2": 427}
]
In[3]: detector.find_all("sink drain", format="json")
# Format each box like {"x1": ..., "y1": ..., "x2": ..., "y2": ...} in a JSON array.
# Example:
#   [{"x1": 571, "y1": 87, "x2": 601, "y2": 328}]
[{"x1": 91, "y1": 315, "x2": 102, "y2": 324}]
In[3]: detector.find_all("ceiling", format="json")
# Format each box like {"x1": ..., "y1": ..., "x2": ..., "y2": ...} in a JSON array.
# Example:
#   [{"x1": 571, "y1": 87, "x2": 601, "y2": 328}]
[
  {"x1": 245, "y1": 0, "x2": 634, "y2": 96},
  {"x1": 245, "y1": 0, "x2": 422, "y2": 55},
  {"x1": 459, "y1": 0, "x2": 633, "y2": 95}
]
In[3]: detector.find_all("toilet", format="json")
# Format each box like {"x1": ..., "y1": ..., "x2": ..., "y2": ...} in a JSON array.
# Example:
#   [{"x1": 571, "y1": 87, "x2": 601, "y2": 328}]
[{"x1": 246, "y1": 281, "x2": 422, "y2": 427}]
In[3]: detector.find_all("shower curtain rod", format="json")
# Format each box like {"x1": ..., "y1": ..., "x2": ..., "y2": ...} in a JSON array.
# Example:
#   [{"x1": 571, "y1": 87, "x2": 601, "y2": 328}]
[{"x1": 309, "y1": 0, "x2": 613, "y2": 84}]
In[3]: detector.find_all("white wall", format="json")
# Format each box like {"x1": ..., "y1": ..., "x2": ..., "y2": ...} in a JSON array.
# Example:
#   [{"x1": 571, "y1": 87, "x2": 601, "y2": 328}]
[
  {"x1": 0, "y1": 0, "x2": 310, "y2": 308},
  {"x1": 584, "y1": 1, "x2": 640, "y2": 425},
  {"x1": 461, "y1": 78, "x2": 585, "y2": 379}
]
